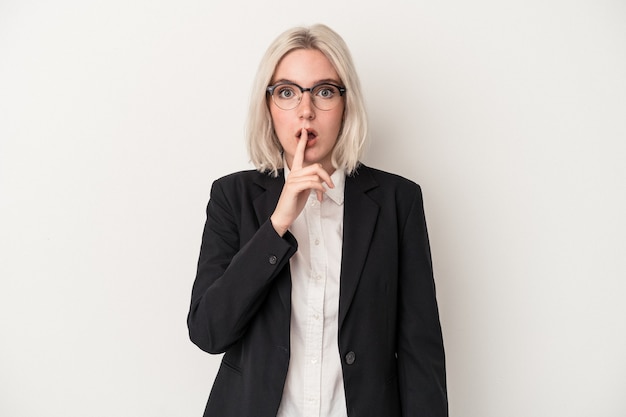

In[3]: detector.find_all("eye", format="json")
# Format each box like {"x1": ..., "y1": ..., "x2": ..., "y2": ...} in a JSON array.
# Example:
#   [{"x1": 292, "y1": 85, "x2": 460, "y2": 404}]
[
  {"x1": 315, "y1": 85, "x2": 337, "y2": 99},
  {"x1": 277, "y1": 86, "x2": 297, "y2": 99}
]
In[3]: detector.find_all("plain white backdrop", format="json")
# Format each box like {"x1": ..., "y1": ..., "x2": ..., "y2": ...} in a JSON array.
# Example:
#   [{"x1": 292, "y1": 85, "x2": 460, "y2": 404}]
[{"x1": 1, "y1": 0, "x2": 625, "y2": 416}]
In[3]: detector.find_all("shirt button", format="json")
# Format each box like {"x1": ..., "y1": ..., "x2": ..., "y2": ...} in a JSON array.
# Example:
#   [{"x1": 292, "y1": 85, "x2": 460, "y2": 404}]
[
  {"x1": 345, "y1": 351, "x2": 356, "y2": 365},
  {"x1": 314, "y1": 238, "x2": 320, "y2": 246},
  {"x1": 268, "y1": 255, "x2": 277, "y2": 265}
]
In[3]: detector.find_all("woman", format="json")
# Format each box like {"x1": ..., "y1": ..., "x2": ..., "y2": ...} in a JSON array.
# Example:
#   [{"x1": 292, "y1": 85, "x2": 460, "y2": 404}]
[{"x1": 188, "y1": 24, "x2": 448, "y2": 417}]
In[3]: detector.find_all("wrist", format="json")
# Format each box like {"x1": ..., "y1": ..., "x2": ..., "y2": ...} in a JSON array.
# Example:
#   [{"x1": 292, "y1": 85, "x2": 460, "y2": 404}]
[{"x1": 270, "y1": 215, "x2": 288, "y2": 237}]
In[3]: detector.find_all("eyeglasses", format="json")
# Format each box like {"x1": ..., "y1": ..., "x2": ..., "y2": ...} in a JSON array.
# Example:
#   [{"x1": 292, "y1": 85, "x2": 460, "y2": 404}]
[{"x1": 266, "y1": 81, "x2": 346, "y2": 111}]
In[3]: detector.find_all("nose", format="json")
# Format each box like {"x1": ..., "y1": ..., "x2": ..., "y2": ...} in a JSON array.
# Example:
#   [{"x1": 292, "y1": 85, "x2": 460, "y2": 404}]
[{"x1": 297, "y1": 91, "x2": 316, "y2": 120}]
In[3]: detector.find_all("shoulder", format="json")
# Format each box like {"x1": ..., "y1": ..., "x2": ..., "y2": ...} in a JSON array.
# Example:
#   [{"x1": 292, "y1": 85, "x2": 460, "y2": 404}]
[
  {"x1": 213, "y1": 169, "x2": 273, "y2": 185},
  {"x1": 212, "y1": 169, "x2": 282, "y2": 191},
  {"x1": 352, "y1": 164, "x2": 422, "y2": 195},
  {"x1": 352, "y1": 165, "x2": 427, "y2": 224}
]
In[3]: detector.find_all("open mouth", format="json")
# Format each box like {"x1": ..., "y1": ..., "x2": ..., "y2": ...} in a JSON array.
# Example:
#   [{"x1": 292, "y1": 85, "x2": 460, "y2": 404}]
[{"x1": 297, "y1": 129, "x2": 318, "y2": 141}]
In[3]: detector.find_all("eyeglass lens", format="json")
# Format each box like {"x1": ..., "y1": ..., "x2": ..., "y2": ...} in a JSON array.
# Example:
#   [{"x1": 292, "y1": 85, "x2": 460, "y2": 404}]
[{"x1": 270, "y1": 83, "x2": 344, "y2": 111}]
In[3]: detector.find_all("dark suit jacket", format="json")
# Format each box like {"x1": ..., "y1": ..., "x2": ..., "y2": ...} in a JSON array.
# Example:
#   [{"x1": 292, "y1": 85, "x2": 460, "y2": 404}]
[{"x1": 188, "y1": 164, "x2": 447, "y2": 417}]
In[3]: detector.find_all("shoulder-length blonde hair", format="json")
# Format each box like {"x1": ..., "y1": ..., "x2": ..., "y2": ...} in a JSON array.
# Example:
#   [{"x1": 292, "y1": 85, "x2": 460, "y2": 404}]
[{"x1": 246, "y1": 24, "x2": 368, "y2": 176}]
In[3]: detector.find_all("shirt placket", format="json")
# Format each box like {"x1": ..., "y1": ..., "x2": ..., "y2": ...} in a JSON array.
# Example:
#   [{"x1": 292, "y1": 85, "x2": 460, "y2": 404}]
[{"x1": 303, "y1": 193, "x2": 326, "y2": 417}]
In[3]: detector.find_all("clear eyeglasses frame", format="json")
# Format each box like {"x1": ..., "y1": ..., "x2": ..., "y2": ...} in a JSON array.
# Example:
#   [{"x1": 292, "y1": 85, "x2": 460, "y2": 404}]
[{"x1": 266, "y1": 81, "x2": 347, "y2": 111}]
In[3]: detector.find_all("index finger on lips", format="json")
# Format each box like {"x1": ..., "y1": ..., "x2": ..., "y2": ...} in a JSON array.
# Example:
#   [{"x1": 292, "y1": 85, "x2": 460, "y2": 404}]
[{"x1": 292, "y1": 128, "x2": 307, "y2": 171}]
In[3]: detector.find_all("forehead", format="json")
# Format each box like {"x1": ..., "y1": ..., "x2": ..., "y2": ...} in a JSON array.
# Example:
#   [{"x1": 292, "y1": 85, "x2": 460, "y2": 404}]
[{"x1": 272, "y1": 49, "x2": 340, "y2": 84}]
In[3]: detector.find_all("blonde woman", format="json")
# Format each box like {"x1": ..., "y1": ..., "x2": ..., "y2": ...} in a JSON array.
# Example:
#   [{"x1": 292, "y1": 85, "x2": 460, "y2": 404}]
[{"x1": 188, "y1": 24, "x2": 448, "y2": 417}]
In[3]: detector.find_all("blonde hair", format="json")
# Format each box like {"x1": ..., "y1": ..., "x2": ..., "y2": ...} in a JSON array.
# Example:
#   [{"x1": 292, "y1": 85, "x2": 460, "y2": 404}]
[{"x1": 246, "y1": 24, "x2": 368, "y2": 176}]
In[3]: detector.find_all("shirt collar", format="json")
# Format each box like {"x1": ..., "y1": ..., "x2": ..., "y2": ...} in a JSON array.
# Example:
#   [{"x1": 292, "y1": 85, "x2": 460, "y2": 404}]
[{"x1": 284, "y1": 162, "x2": 345, "y2": 206}]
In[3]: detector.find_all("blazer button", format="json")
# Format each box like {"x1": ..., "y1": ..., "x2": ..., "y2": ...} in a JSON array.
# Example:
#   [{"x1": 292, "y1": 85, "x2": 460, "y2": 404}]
[
  {"x1": 345, "y1": 351, "x2": 356, "y2": 365},
  {"x1": 268, "y1": 255, "x2": 278, "y2": 265}
]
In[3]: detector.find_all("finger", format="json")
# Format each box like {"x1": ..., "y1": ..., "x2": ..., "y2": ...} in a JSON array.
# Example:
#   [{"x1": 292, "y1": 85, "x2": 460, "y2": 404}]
[
  {"x1": 291, "y1": 127, "x2": 307, "y2": 171},
  {"x1": 321, "y1": 169, "x2": 334, "y2": 189},
  {"x1": 291, "y1": 163, "x2": 335, "y2": 189},
  {"x1": 312, "y1": 165, "x2": 335, "y2": 189},
  {"x1": 285, "y1": 176, "x2": 327, "y2": 194}
]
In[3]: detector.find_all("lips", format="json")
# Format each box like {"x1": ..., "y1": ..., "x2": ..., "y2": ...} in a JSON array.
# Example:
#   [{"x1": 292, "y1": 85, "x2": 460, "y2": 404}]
[{"x1": 296, "y1": 128, "x2": 318, "y2": 141}]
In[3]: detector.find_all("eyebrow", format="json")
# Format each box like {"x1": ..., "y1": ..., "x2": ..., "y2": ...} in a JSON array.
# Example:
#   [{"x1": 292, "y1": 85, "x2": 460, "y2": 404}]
[{"x1": 271, "y1": 78, "x2": 343, "y2": 86}]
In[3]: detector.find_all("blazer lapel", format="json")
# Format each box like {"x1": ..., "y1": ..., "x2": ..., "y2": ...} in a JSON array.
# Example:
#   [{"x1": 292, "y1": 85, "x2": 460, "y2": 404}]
[
  {"x1": 251, "y1": 170, "x2": 284, "y2": 226},
  {"x1": 339, "y1": 165, "x2": 379, "y2": 328},
  {"x1": 251, "y1": 170, "x2": 292, "y2": 312}
]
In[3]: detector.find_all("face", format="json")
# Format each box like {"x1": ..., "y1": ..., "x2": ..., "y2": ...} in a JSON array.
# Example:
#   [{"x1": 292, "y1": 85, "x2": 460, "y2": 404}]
[{"x1": 269, "y1": 49, "x2": 344, "y2": 174}]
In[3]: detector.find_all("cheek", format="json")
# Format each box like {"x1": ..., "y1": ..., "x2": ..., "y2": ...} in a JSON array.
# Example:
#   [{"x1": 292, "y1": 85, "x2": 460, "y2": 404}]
[
  {"x1": 269, "y1": 112, "x2": 291, "y2": 151},
  {"x1": 270, "y1": 109, "x2": 290, "y2": 135},
  {"x1": 329, "y1": 109, "x2": 344, "y2": 133}
]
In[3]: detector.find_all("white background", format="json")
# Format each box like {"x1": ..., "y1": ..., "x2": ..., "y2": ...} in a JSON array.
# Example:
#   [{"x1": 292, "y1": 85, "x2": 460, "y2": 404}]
[{"x1": 1, "y1": 1, "x2": 625, "y2": 416}]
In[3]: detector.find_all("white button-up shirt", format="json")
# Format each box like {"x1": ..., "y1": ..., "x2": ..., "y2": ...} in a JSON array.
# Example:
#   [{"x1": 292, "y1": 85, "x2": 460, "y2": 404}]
[{"x1": 277, "y1": 166, "x2": 348, "y2": 417}]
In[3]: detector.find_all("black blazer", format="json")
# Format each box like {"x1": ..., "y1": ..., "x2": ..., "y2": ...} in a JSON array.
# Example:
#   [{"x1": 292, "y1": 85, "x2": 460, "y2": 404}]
[{"x1": 188, "y1": 164, "x2": 447, "y2": 417}]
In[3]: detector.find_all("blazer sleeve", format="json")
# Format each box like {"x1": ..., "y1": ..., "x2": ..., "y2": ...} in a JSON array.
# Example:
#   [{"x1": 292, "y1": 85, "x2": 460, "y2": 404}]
[
  {"x1": 397, "y1": 185, "x2": 448, "y2": 416},
  {"x1": 187, "y1": 177, "x2": 297, "y2": 354}
]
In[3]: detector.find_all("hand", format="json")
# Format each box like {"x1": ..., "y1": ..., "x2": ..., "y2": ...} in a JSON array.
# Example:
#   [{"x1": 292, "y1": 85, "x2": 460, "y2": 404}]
[{"x1": 270, "y1": 128, "x2": 334, "y2": 237}]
